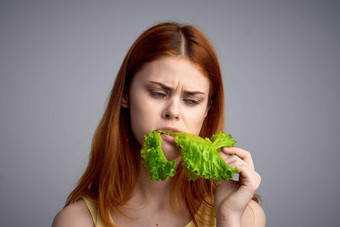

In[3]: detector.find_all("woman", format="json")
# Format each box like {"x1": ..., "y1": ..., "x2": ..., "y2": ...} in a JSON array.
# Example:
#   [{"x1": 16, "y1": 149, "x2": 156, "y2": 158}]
[{"x1": 53, "y1": 22, "x2": 265, "y2": 227}]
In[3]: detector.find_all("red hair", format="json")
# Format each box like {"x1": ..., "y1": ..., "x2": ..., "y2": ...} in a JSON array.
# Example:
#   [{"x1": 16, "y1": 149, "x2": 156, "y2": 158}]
[{"x1": 65, "y1": 22, "x2": 259, "y2": 226}]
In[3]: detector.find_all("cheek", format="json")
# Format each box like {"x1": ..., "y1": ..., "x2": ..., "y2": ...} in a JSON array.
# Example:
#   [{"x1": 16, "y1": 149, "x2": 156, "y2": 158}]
[
  {"x1": 130, "y1": 96, "x2": 158, "y2": 122},
  {"x1": 185, "y1": 107, "x2": 208, "y2": 134},
  {"x1": 129, "y1": 97, "x2": 158, "y2": 144}
]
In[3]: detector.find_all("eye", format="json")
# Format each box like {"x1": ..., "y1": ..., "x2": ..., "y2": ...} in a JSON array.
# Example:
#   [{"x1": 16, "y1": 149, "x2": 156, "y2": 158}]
[
  {"x1": 149, "y1": 90, "x2": 167, "y2": 99},
  {"x1": 183, "y1": 98, "x2": 200, "y2": 106}
]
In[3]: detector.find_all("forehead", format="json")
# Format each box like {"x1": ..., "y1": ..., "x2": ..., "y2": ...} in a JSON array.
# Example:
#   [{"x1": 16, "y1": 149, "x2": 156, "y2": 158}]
[{"x1": 133, "y1": 56, "x2": 210, "y2": 92}]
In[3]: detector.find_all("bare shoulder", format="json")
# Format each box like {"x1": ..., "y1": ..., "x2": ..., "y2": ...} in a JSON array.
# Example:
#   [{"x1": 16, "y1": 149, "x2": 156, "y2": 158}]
[
  {"x1": 241, "y1": 200, "x2": 266, "y2": 227},
  {"x1": 52, "y1": 200, "x2": 93, "y2": 227}
]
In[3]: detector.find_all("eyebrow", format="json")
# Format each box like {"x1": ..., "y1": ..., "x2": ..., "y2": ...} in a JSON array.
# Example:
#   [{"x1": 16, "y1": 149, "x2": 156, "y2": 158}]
[{"x1": 148, "y1": 81, "x2": 207, "y2": 95}]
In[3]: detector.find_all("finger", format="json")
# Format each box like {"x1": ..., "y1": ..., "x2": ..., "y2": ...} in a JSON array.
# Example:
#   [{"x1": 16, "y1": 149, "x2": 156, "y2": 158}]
[
  {"x1": 221, "y1": 147, "x2": 254, "y2": 169},
  {"x1": 226, "y1": 156, "x2": 261, "y2": 191},
  {"x1": 225, "y1": 155, "x2": 249, "y2": 170},
  {"x1": 218, "y1": 150, "x2": 230, "y2": 161},
  {"x1": 225, "y1": 156, "x2": 260, "y2": 182},
  {"x1": 221, "y1": 147, "x2": 250, "y2": 160}
]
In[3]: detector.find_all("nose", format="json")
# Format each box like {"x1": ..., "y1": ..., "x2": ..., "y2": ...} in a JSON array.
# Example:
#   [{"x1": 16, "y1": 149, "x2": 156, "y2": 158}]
[{"x1": 161, "y1": 99, "x2": 180, "y2": 120}]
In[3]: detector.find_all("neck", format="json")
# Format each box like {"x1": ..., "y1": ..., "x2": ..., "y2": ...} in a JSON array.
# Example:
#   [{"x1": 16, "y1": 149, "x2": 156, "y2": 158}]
[
  {"x1": 136, "y1": 166, "x2": 172, "y2": 200},
  {"x1": 131, "y1": 157, "x2": 182, "y2": 207}
]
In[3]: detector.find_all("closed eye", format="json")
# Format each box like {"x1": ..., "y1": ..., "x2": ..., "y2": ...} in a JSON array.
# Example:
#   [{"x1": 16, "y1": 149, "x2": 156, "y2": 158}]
[
  {"x1": 183, "y1": 98, "x2": 200, "y2": 106},
  {"x1": 149, "y1": 90, "x2": 167, "y2": 99}
]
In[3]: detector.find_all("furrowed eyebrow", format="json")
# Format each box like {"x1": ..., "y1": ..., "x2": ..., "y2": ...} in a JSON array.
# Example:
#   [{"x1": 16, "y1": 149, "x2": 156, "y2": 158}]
[
  {"x1": 148, "y1": 81, "x2": 206, "y2": 95},
  {"x1": 148, "y1": 81, "x2": 172, "y2": 91}
]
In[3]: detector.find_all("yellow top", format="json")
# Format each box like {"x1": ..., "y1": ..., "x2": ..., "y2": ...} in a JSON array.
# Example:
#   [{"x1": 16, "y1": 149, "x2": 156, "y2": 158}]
[{"x1": 81, "y1": 196, "x2": 215, "y2": 227}]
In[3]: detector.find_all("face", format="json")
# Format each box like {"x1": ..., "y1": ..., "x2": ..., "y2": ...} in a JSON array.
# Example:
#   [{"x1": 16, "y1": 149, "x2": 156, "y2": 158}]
[{"x1": 124, "y1": 56, "x2": 210, "y2": 160}]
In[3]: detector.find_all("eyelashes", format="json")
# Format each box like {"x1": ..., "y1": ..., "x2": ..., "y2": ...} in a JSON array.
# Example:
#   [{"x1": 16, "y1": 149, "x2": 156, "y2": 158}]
[
  {"x1": 147, "y1": 89, "x2": 201, "y2": 106},
  {"x1": 149, "y1": 90, "x2": 167, "y2": 98},
  {"x1": 183, "y1": 98, "x2": 200, "y2": 105}
]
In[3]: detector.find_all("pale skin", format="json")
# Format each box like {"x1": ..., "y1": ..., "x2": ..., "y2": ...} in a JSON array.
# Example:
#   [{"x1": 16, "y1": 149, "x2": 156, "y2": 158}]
[{"x1": 53, "y1": 56, "x2": 265, "y2": 227}]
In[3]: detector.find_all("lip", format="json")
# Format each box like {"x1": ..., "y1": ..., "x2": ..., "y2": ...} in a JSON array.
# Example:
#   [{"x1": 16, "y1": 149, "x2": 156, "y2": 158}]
[
  {"x1": 157, "y1": 126, "x2": 181, "y2": 144},
  {"x1": 161, "y1": 133, "x2": 176, "y2": 144},
  {"x1": 157, "y1": 126, "x2": 181, "y2": 133}
]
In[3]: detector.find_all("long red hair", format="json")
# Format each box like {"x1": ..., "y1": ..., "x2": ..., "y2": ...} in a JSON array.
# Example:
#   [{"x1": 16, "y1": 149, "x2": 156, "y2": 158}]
[{"x1": 65, "y1": 22, "x2": 258, "y2": 226}]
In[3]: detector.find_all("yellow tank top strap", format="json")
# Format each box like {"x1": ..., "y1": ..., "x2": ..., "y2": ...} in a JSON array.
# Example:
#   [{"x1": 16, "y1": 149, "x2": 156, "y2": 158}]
[{"x1": 80, "y1": 196, "x2": 108, "y2": 227}]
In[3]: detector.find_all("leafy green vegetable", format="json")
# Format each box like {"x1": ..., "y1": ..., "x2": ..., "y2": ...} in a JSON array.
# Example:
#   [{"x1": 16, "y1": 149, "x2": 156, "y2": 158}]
[
  {"x1": 141, "y1": 131, "x2": 176, "y2": 181},
  {"x1": 211, "y1": 131, "x2": 237, "y2": 151},
  {"x1": 141, "y1": 130, "x2": 238, "y2": 181}
]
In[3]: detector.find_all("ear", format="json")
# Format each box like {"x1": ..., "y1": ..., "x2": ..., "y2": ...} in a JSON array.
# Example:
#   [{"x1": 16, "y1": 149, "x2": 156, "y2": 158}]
[{"x1": 121, "y1": 94, "x2": 129, "y2": 108}]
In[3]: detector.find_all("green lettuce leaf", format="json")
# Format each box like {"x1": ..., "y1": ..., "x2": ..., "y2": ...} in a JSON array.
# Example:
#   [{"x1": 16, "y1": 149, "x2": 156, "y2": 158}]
[
  {"x1": 141, "y1": 130, "x2": 238, "y2": 181},
  {"x1": 140, "y1": 131, "x2": 176, "y2": 181},
  {"x1": 211, "y1": 131, "x2": 237, "y2": 151},
  {"x1": 170, "y1": 131, "x2": 238, "y2": 181}
]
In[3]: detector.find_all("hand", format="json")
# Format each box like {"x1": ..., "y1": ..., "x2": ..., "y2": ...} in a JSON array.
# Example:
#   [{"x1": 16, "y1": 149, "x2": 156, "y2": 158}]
[{"x1": 214, "y1": 147, "x2": 261, "y2": 226}]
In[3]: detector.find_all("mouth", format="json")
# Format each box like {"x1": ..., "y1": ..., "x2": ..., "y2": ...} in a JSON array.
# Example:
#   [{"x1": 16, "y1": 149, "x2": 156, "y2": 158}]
[
  {"x1": 160, "y1": 133, "x2": 176, "y2": 144},
  {"x1": 157, "y1": 126, "x2": 181, "y2": 134},
  {"x1": 156, "y1": 127, "x2": 181, "y2": 144}
]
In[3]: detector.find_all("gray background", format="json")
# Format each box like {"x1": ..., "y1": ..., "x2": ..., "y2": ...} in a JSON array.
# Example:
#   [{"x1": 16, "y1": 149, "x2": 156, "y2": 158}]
[{"x1": 0, "y1": 0, "x2": 339, "y2": 226}]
